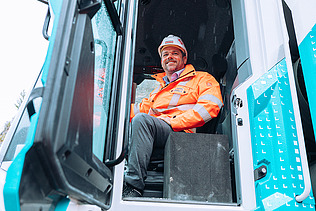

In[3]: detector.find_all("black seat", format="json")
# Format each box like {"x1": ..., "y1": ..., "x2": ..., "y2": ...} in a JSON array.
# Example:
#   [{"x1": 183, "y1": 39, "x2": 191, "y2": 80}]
[
  {"x1": 143, "y1": 114, "x2": 222, "y2": 198},
  {"x1": 163, "y1": 132, "x2": 233, "y2": 202},
  {"x1": 196, "y1": 109, "x2": 222, "y2": 134}
]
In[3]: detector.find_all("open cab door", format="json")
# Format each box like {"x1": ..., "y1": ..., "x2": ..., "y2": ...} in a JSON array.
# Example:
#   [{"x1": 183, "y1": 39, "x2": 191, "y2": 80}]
[
  {"x1": 282, "y1": 0, "x2": 316, "y2": 199},
  {"x1": 1, "y1": 0, "x2": 126, "y2": 210}
]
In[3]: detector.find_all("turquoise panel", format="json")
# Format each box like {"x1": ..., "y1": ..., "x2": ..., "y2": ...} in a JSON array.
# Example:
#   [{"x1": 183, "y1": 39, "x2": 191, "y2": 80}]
[
  {"x1": 298, "y1": 24, "x2": 316, "y2": 143},
  {"x1": 3, "y1": 113, "x2": 40, "y2": 211},
  {"x1": 247, "y1": 59, "x2": 315, "y2": 210},
  {"x1": 55, "y1": 197, "x2": 70, "y2": 211},
  {"x1": 3, "y1": 1, "x2": 64, "y2": 210}
]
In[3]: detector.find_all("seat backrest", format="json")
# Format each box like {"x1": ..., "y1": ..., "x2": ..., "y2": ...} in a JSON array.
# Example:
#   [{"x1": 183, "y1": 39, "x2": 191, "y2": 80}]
[{"x1": 196, "y1": 109, "x2": 222, "y2": 134}]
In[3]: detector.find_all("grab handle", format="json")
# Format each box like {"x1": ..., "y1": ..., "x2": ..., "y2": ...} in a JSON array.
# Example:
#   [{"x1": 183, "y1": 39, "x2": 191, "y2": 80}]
[{"x1": 42, "y1": 6, "x2": 51, "y2": 40}]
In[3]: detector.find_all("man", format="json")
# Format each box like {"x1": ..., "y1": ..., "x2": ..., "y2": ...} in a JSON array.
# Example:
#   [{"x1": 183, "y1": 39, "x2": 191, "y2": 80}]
[{"x1": 123, "y1": 35, "x2": 223, "y2": 197}]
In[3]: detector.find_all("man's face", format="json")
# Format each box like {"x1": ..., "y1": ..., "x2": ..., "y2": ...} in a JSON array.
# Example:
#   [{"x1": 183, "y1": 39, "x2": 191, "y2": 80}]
[{"x1": 161, "y1": 46, "x2": 187, "y2": 75}]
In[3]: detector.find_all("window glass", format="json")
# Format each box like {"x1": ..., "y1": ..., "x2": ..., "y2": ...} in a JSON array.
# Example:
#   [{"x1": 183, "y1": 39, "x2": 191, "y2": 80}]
[
  {"x1": 3, "y1": 108, "x2": 30, "y2": 162},
  {"x1": 3, "y1": 85, "x2": 42, "y2": 162},
  {"x1": 3, "y1": 98, "x2": 42, "y2": 161},
  {"x1": 92, "y1": 3, "x2": 118, "y2": 161},
  {"x1": 135, "y1": 79, "x2": 160, "y2": 104}
]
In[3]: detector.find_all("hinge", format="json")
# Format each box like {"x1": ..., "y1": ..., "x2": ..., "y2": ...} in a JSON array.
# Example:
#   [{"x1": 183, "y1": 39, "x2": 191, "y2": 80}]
[{"x1": 254, "y1": 165, "x2": 267, "y2": 181}]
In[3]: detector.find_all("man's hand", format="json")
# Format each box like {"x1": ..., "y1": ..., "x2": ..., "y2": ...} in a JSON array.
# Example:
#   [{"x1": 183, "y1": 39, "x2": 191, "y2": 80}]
[{"x1": 157, "y1": 116, "x2": 171, "y2": 125}]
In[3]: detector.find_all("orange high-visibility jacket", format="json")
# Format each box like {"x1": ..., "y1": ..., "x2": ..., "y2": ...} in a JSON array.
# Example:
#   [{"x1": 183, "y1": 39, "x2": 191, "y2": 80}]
[{"x1": 131, "y1": 64, "x2": 223, "y2": 133}]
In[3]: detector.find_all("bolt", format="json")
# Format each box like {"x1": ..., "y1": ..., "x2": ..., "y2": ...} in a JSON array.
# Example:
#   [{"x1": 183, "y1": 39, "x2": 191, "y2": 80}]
[{"x1": 237, "y1": 118, "x2": 243, "y2": 126}]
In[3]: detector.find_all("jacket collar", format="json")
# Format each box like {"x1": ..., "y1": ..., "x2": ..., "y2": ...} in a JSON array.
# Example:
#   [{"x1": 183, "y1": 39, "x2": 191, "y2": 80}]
[{"x1": 152, "y1": 64, "x2": 196, "y2": 84}]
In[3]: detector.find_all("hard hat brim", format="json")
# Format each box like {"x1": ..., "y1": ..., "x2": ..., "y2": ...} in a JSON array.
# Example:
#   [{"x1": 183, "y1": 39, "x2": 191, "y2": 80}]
[{"x1": 159, "y1": 45, "x2": 187, "y2": 57}]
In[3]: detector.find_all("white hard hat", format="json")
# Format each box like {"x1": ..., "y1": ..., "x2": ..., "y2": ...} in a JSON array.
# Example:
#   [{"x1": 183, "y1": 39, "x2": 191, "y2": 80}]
[{"x1": 158, "y1": 35, "x2": 187, "y2": 58}]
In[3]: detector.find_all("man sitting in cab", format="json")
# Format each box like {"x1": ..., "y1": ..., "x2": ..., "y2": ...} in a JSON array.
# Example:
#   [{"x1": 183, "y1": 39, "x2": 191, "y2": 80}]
[{"x1": 123, "y1": 35, "x2": 223, "y2": 197}]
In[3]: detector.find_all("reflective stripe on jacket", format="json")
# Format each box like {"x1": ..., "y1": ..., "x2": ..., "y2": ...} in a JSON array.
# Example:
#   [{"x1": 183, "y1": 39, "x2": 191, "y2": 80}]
[{"x1": 131, "y1": 64, "x2": 223, "y2": 133}]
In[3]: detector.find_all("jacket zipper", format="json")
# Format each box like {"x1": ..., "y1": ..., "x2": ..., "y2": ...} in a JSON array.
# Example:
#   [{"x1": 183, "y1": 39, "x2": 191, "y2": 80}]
[{"x1": 150, "y1": 69, "x2": 195, "y2": 103}]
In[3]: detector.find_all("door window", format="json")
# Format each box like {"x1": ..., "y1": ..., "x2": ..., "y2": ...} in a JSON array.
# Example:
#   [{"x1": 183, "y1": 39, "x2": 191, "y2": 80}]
[{"x1": 92, "y1": 2, "x2": 118, "y2": 161}]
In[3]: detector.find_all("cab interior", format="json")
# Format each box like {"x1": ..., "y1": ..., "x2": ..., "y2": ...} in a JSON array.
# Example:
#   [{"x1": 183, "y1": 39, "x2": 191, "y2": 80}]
[
  {"x1": 127, "y1": 0, "x2": 238, "y2": 204},
  {"x1": 133, "y1": 0, "x2": 235, "y2": 135}
]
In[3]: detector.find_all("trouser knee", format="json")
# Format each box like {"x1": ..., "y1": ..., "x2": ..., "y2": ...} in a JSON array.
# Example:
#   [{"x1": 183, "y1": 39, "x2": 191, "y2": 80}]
[
  {"x1": 132, "y1": 113, "x2": 151, "y2": 127},
  {"x1": 129, "y1": 113, "x2": 154, "y2": 149}
]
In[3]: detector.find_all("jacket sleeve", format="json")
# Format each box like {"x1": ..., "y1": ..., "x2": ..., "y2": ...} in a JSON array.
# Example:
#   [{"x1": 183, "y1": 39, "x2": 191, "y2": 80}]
[
  {"x1": 169, "y1": 73, "x2": 223, "y2": 131},
  {"x1": 130, "y1": 98, "x2": 152, "y2": 121}
]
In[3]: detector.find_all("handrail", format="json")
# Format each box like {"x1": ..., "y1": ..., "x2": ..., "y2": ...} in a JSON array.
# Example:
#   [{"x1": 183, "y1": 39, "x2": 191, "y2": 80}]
[
  {"x1": 42, "y1": 6, "x2": 51, "y2": 40},
  {"x1": 104, "y1": 145, "x2": 128, "y2": 167},
  {"x1": 295, "y1": 136, "x2": 312, "y2": 202},
  {"x1": 103, "y1": 0, "x2": 122, "y2": 35}
]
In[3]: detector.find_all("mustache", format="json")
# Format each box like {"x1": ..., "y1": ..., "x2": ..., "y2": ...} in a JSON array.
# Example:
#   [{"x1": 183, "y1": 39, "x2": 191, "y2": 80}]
[{"x1": 166, "y1": 59, "x2": 176, "y2": 63}]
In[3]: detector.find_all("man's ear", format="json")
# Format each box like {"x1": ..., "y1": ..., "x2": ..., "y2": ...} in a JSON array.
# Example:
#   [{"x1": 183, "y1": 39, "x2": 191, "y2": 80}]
[{"x1": 183, "y1": 56, "x2": 188, "y2": 64}]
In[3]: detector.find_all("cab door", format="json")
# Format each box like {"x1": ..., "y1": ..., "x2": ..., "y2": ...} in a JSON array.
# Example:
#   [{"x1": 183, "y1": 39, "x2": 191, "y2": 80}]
[
  {"x1": 230, "y1": 0, "x2": 315, "y2": 210},
  {"x1": 2, "y1": 0, "x2": 126, "y2": 210},
  {"x1": 282, "y1": 0, "x2": 316, "y2": 150},
  {"x1": 283, "y1": 0, "x2": 316, "y2": 201}
]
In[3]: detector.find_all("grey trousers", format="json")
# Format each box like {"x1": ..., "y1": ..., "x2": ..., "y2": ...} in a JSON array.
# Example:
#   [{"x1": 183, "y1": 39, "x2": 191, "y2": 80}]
[{"x1": 125, "y1": 113, "x2": 173, "y2": 190}]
